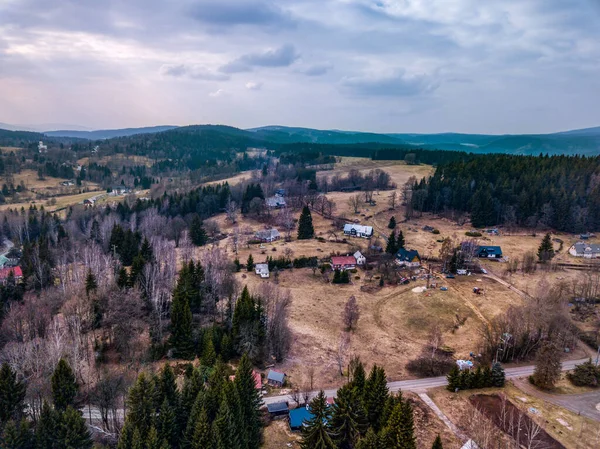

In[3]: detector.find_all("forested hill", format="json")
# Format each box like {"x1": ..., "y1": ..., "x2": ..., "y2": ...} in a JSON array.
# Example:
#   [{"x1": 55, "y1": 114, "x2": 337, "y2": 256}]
[
  {"x1": 410, "y1": 154, "x2": 600, "y2": 232},
  {"x1": 0, "y1": 128, "x2": 45, "y2": 147}
]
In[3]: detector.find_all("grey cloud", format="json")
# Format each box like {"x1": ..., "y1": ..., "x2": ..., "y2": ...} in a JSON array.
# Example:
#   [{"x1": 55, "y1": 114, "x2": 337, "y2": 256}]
[
  {"x1": 301, "y1": 63, "x2": 333, "y2": 77},
  {"x1": 189, "y1": 1, "x2": 295, "y2": 29},
  {"x1": 341, "y1": 71, "x2": 439, "y2": 97},
  {"x1": 160, "y1": 64, "x2": 230, "y2": 80},
  {"x1": 219, "y1": 44, "x2": 299, "y2": 73}
]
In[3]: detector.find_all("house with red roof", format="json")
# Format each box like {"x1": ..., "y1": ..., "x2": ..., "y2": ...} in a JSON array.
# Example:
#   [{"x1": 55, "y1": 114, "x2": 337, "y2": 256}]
[
  {"x1": 331, "y1": 256, "x2": 357, "y2": 271},
  {"x1": 229, "y1": 370, "x2": 262, "y2": 390},
  {"x1": 0, "y1": 266, "x2": 22, "y2": 285}
]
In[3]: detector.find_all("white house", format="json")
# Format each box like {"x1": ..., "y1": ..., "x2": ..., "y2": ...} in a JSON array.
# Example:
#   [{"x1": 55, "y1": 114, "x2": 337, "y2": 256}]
[
  {"x1": 255, "y1": 228, "x2": 281, "y2": 242},
  {"x1": 38, "y1": 141, "x2": 47, "y2": 153},
  {"x1": 353, "y1": 251, "x2": 366, "y2": 266},
  {"x1": 255, "y1": 263, "x2": 270, "y2": 278},
  {"x1": 343, "y1": 224, "x2": 373, "y2": 238},
  {"x1": 570, "y1": 242, "x2": 600, "y2": 259},
  {"x1": 266, "y1": 195, "x2": 286, "y2": 208}
]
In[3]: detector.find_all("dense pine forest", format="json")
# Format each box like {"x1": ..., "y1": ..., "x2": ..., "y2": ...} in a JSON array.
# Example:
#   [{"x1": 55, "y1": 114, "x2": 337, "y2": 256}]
[{"x1": 411, "y1": 154, "x2": 600, "y2": 231}]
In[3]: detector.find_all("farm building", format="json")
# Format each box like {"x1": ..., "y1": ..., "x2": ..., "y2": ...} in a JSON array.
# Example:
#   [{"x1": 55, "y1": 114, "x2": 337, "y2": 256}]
[
  {"x1": 267, "y1": 370, "x2": 286, "y2": 387},
  {"x1": 289, "y1": 406, "x2": 313, "y2": 431},
  {"x1": 265, "y1": 195, "x2": 286, "y2": 208},
  {"x1": 267, "y1": 402, "x2": 289, "y2": 417},
  {"x1": 255, "y1": 263, "x2": 270, "y2": 278},
  {"x1": 343, "y1": 224, "x2": 373, "y2": 238},
  {"x1": 83, "y1": 198, "x2": 96, "y2": 206},
  {"x1": 255, "y1": 228, "x2": 281, "y2": 242},
  {"x1": 395, "y1": 249, "x2": 421, "y2": 267},
  {"x1": 570, "y1": 242, "x2": 600, "y2": 258},
  {"x1": 331, "y1": 256, "x2": 357, "y2": 271},
  {"x1": 353, "y1": 251, "x2": 366, "y2": 265},
  {"x1": 0, "y1": 266, "x2": 23, "y2": 285},
  {"x1": 477, "y1": 246, "x2": 503, "y2": 259}
]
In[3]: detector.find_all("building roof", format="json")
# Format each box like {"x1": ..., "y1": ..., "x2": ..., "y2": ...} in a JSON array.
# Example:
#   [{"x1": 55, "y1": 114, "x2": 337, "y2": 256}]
[
  {"x1": 331, "y1": 256, "x2": 357, "y2": 266},
  {"x1": 0, "y1": 266, "x2": 22, "y2": 280},
  {"x1": 266, "y1": 196, "x2": 286, "y2": 207},
  {"x1": 353, "y1": 251, "x2": 364, "y2": 259},
  {"x1": 289, "y1": 407, "x2": 314, "y2": 429},
  {"x1": 460, "y1": 440, "x2": 479, "y2": 449},
  {"x1": 343, "y1": 223, "x2": 373, "y2": 234},
  {"x1": 267, "y1": 402, "x2": 289, "y2": 413},
  {"x1": 267, "y1": 370, "x2": 286, "y2": 384},
  {"x1": 574, "y1": 242, "x2": 600, "y2": 254},
  {"x1": 477, "y1": 245, "x2": 502, "y2": 255},
  {"x1": 256, "y1": 228, "x2": 280, "y2": 239},
  {"x1": 395, "y1": 248, "x2": 421, "y2": 262},
  {"x1": 255, "y1": 263, "x2": 269, "y2": 272}
]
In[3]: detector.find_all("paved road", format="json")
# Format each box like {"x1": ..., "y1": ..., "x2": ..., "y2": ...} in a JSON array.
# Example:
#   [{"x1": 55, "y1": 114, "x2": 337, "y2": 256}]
[{"x1": 262, "y1": 358, "x2": 590, "y2": 405}]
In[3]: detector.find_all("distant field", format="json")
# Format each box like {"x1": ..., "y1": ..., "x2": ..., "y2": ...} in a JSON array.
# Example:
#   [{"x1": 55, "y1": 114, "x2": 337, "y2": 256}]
[
  {"x1": 78, "y1": 154, "x2": 156, "y2": 168},
  {"x1": 0, "y1": 146, "x2": 23, "y2": 154},
  {"x1": 0, "y1": 190, "x2": 103, "y2": 212}
]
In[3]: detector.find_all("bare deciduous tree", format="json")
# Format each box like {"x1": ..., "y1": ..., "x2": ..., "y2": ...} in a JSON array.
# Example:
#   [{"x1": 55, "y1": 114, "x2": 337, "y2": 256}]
[
  {"x1": 388, "y1": 191, "x2": 397, "y2": 210},
  {"x1": 342, "y1": 296, "x2": 360, "y2": 331},
  {"x1": 348, "y1": 195, "x2": 361, "y2": 214},
  {"x1": 336, "y1": 332, "x2": 350, "y2": 376},
  {"x1": 225, "y1": 198, "x2": 239, "y2": 224}
]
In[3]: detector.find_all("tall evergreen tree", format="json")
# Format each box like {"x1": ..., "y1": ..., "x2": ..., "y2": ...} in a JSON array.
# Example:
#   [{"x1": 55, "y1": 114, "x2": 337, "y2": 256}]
[
  {"x1": 246, "y1": 254, "x2": 254, "y2": 272},
  {"x1": 385, "y1": 230, "x2": 397, "y2": 254},
  {"x1": 0, "y1": 362, "x2": 26, "y2": 424},
  {"x1": 532, "y1": 340, "x2": 562, "y2": 389},
  {"x1": 51, "y1": 359, "x2": 78, "y2": 412},
  {"x1": 84, "y1": 269, "x2": 97, "y2": 298},
  {"x1": 57, "y1": 407, "x2": 93, "y2": 449},
  {"x1": 396, "y1": 230, "x2": 405, "y2": 249},
  {"x1": 234, "y1": 353, "x2": 262, "y2": 449},
  {"x1": 490, "y1": 362, "x2": 505, "y2": 387},
  {"x1": 35, "y1": 401, "x2": 59, "y2": 449},
  {"x1": 156, "y1": 399, "x2": 177, "y2": 449},
  {"x1": 191, "y1": 409, "x2": 212, "y2": 449},
  {"x1": 537, "y1": 233, "x2": 555, "y2": 262},
  {"x1": 131, "y1": 428, "x2": 145, "y2": 449},
  {"x1": 446, "y1": 365, "x2": 460, "y2": 392},
  {"x1": 117, "y1": 266, "x2": 129, "y2": 289},
  {"x1": 300, "y1": 391, "x2": 335, "y2": 449},
  {"x1": 126, "y1": 373, "x2": 155, "y2": 437},
  {"x1": 212, "y1": 397, "x2": 239, "y2": 449},
  {"x1": 364, "y1": 365, "x2": 389, "y2": 431},
  {"x1": 387, "y1": 216, "x2": 396, "y2": 229},
  {"x1": 355, "y1": 428, "x2": 384, "y2": 449},
  {"x1": 190, "y1": 216, "x2": 208, "y2": 246},
  {"x1": 432, "y1": 434, "x2": 443, "y2": 449},
  {"x1": 329, "y1": 384, "x2": 368, "y2": 449},
  {"x1": 384, "y1": 400, "x2": 415, "y2": 449},
  {"x1": 170, "y1": 279, "x2": 195, "y2": 360},
  {"x1": 297, "y1": 206, "x2": 315, "y2": 240},
  {"x1": 2, "y1": 419, "x2": 33, "y2": 449}
]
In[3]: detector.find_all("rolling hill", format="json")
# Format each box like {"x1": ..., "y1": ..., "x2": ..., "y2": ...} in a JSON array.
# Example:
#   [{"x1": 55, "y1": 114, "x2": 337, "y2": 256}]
[{"x1": 44, "y1": 125, "x2": 179, "y2": 140}]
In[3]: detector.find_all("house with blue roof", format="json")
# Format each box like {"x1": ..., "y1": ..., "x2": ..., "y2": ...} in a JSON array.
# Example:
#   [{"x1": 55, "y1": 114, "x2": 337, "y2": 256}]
[
  {"x1": 477, "y1": 246, "x2": 503, "y2": 259},
  {"x1": 395, "y1": 248, "x2": 421, "y2": 267},
  {"x1": 289, "y1": 406, "x2": 314, "y2": 431}
]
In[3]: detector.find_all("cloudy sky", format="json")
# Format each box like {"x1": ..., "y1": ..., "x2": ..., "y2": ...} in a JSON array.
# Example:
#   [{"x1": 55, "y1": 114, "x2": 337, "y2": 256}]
[{"x1": 0, "y1": 0, "x2": 599, "y2": 133}]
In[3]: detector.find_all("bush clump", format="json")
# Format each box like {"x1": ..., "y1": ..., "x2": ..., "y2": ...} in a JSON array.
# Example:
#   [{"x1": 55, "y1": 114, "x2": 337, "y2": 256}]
[
  {"x1": 432, "y1": 229, "x2": 440, "y2": 234},
  {"x1": 567, "y1": 359, "x2": 600, "y2": 387},
  {"x1": 465, "y1": 231, "x2": 482, "y2": 237}
]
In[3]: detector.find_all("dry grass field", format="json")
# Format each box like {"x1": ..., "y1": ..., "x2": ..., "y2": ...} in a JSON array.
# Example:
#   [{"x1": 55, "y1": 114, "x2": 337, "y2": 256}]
[
  {"x1": 0, "y1": 146, "x2": 24, "y2": 154},
  {"x1": 78, "y1": 154, "x2": 156, "y2": 168},
  {"x1": 0, "y1": 190, "x2": 103, "y2": 212}
]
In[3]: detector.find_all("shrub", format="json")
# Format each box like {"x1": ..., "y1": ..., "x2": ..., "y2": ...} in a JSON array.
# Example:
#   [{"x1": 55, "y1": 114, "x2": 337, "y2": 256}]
[
  {"x1": 432, "y1": 229, "x2": 440, "y2": 234},
  {"x1": 355, "y1": 276, "x2": 360, "y2": 280},
  {"x1": 465, "y1": 231, "x2": 482, "y2": 237},
  {"x1": 350, "y1": 268, "x2": 358, "y2": 274},
  {"x1": 317, "y1": 237, "x2": 326, "y2": 242},
  {"x1": 407, "y1": 355, "x2": 455, "y2": 377},
  {"x1": 567, "y1": 359, "x2": 600, "y2": 387},
  {"x1": 247, "y1": 239, "x2": 262, "y2": 245},
  {"x1": 293, "y1": 256, "x2": 318, "y2": 268}
]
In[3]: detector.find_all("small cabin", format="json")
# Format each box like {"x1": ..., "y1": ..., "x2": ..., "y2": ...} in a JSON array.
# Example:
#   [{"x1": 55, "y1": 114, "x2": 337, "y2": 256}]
[
  {"x1": 353, "y1": 251, "x2": 366, "y2": 266},
  {"x1": 255, "y1": 228, "x2": 281, "y2": 243},
  {"x1": 395, "y1": 249, "x2": 421, "y2": 267},
  {"x1": 255, "y1": 263, "x2": 270, "y2": 278},
  {"x1": 343, "y1": 224, "x2": 373, "y2": 239},
  {"x1": 267, "y1": 370, "x2": 286, "y2": 387},
  {"x1": 267, "y1": 402, "x2": 289, "y2": 417},
  {"x1": 477, "y1": 246, "x2": 502, "y2": 259}
]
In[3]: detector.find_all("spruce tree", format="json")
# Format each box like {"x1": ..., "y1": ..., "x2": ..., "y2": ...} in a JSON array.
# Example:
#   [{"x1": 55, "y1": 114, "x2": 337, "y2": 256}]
[
  {"x1": 385, "y1": 231, "x2": 397, "y2": 254},
  {"x1": 117, "y1": 266, "x2": 129, "y2": 289},
  {"x1": 396, "y1": 230, "x2": 405, "y2": 249},
  {"x1": 156, "y1": 399, "x2": 177, "y2": 449},
  {"x1": 126, "y1": 373, "x2": 155, "y2": 437},
  {"x1": 246, "y1": 254, "x2": 254, "y2": 272},
  {"x1": 387, "y1": 216, "x2": 396, "y2": 229},
  {"x1": 234, "y1": 354, "x2": 262, "y2": 449},
  {"x1": 51, "y1": 359, "x2": 78, "y2": 412},
  {"x1": 300, "y1": 391, "x2": 335, "y2": 449},
  {"x1": 191, "y1": 409, "x2": 212, "y2": 449},
  {"x1": 432, "y1": 434, "x2": 443, "y2": 449},
  {"x1": 329, "y1": 384, "x2": 368, "y2": 449},
  {"x1": 140, "y1": 237, "x2": 154, "y2": 262},
  {"x1": 157, "y1": 364, "x2": 180, "y2": 408},
  {"x1": 190, "y1": 216, "x2": 208, "y2": 246},
  {"x1": 0, "y1": 362, "x2": 26, "y2": 424},
  {"x1": 131, "y1": 428, "x2": 145, "y2": 449},
  {"x1": 355, "y1": 428, "x2": 384, "y2": 449},
  {"x1": 350, "y1": 360, "x2": 366, "y2": 396},
  {"x1": 212, "y1": 397, "x2": 239, "y2": 449},
  {"x1": 2, "y1": 419, "x2": 34, "y2": 449},
  {"x1": 58, "y1": 406, "x2": 93, "y2": 449},
  {"x1": 145, "y1": 427, "x2": 166, "y2": 449},
  {"x1": 333, "y1": 269, "x2": 341, "y2": 284},
  {"x1": 363, "y1": 365, "x2": 389, "y2": 431},
  {"x1": 84, "y1": 269, "x2": 97, "y2": 298},
  {"x1": 35, "y1": 401, "x2": 59, "y2": 449},
  {"x1": 446, "y1": 365, "x2": 460, "y2": 392},
  {"x1": 340, "y1": 270, "x2": 350, "y2": 284},
  {"x1": 384, "y1": 400, "x2": 415, "y2": 449},
  {"x1": 490, "y1": 362, "x2": 505, "y2": 387},
  {"x1": 170, "y1": 281, "x2": 195, "y2": 360},
  {"x1": 297, "y1": 206, "x2": 315, "y2": 240},
  {"x1": 117, "y1": 420, "x2": 135, "y2": 449},
  {"x1": 537, "y1": 233, "x2": 555, "y2": 262},
  {"x1": 201, "y1": 336, "x2": 217, "y2": 367}
]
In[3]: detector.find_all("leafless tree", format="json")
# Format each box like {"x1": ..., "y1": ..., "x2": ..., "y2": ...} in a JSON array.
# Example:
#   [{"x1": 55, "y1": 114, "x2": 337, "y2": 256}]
[
  {"x1": 254, "y1": 284, "x2": 292, "y2": 362},
  {"x1": 202, "y1": 247, "x2": 238, "y2": 318},
  {"x1": 342, "y1": 296, "x2": 360, "y2": 331},
  {"x1": 291, "y1": 388, "x2": 301, "y2": 407},
  {"x1": 348, "y1": 195, "x2": 361, "y2": 214},
  {"x1": 278, "y1": 207, "x2": 296, "y2": 241},
  {"x1": 283, "y1": 247, "x2": 294, "y2": 261},
  {"x1": 204, "y1": 219, "x2": 220, "y2": 237},
  {"x1": 226, "y1": 198, "x2": 239, "y2": 224},
  {"x1": 388, "y1": 191, "x2": 398, "y2": 210},
  {"x1": 231, "y1": 227, "x2": 241, "y2": 254},
  {"x1": 336, "y1": 332, "x2": 350, "y2": 376}
]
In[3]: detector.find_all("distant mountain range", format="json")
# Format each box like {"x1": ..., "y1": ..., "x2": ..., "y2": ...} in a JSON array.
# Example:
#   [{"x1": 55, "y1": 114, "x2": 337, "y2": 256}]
[{"x1": 1, "y1": 123, "x2": 599, "y2": 156}]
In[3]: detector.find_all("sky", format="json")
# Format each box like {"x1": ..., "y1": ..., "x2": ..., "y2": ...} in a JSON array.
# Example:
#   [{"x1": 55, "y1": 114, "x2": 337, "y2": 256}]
[{"x1": 0, "y1": 0, "x2": 599, "y2": 134}]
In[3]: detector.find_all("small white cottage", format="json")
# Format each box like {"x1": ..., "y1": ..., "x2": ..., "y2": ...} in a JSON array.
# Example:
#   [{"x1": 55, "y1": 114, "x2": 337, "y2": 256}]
[
  {"x1": 255, "y1": 263, "x2": 270, "y2": 278},
  {"x1": 353, "y1": 251, "x2": 366, "y2": 266}
]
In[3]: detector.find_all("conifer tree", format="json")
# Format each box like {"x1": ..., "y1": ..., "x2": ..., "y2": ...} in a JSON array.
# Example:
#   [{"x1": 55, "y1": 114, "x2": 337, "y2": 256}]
[
  {"x1": 190, "y1": 215, "x2": 208, "y2": 246},
  {"x1": 384, "y1": 400, "x2": 415, "y2": 449},
  {"x1": 212, "y1": 397, "x2": 239, "y2": 449},
  {"x1": 51, "y1": 358, "x2": 78, "y2": 412},
  {"x1": 532, "y1": 340, "x2": 562, "y2": 389},
  {"x1": 2, "y1": 419, "x2": 33, "y2": 449},
  {"x1": 117, "y1": 266, "x2": 129, "y2": 289},
  {"x1": 446, "y1": 365, "x2": 460, "y2": 392},
  {"x1": 191, "y1": 409, "x2": 212, "y2": 449},
  {"x1": 537, "y1": 232, "x2": 555, "y2": 262},
  {"x1": 387, "y1": 216, "x2": 396, "y2": 229},
  {"x1": 156, "y1": 399, "x2": 177, "y2": 449},
  {"x1": 385, "y1": 231, "x2": 397, "y2": 254},
  {"x1": 0, "y1": 362, "x2": 26, "y2": 424},
  {"x1": 329, "y1": 384, "x2": 368, "y2": 449},
  {"x1": 297, "y1": 206, "x2": 315, "y2": 240},
  {"x1": 396, "y1": 230, "x2": 405, "y2": 249},
  {"x1": 364, "y1": 365, "x2": 389, "y2": 431},
  {"x1": 340, "y1": 270, "x2": 350, "y2": 284},
  {"x1": 234, "y1": 354, "x2": 262, "y2": 448},
  {"x1": 58, "y1": 406, "x2": 93, "y2": 449},
  {"x1": 145, "y1": 427, "x2": 165, "y2": 449},
  {"x1": 170, "y1": 280, "x2": 195, "y2": 360},
  {"x1": 202, "y1": 336, "x2": 217, "y2": 367},
  {"x1": 300, "y1": 391, "x2": 335, "y2": 449},
  {"x1": 131, "y1": 428, "x2": 145, "y2": 449},
  {"x1": 84, "y1": 269, "x2": 97, "y2": 298},
  {"x1": 355, "y1": 428, "x2": 384, "y2": 449},
  {"x1": 126, "y1": 373, "x2": 155, "y2": 437},
  {"x1": 432, "y1": 434, "x2": 443, "y2": 449},
  {"x1": 35, "y1": 401, "x2": 59, "y2": 449},
  {"x1": 490, "y1": 362, "x2": 505, "y2": 387},
  {"x1": 117, "y1": 420, "x2": 135, "y2": 449},
  {"x1": 156, "y1": 364, "x2": 179, "y2": 409},
  {"x1": 246, "y1": 254, "x2": 254, "y2": 272},
  {"x1": 220, "y1": 334, "x2": 233, "y2": 361},
  {"x1": 350, "y1": 360, "x2": 366, "y2": 396},
  {"x1": 332, "y1": 269, "x2": 342, "y2": 284},
  {"x1": 140, "y1": 237, "x2": 154, "y2": 262}
]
